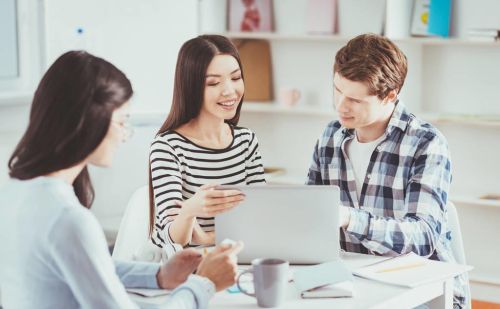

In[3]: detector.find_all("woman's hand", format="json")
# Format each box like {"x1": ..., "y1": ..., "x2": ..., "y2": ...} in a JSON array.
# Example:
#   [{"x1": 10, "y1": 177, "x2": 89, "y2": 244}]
[{"x1": 176, "y1": 184, "x2": 244, "y2": 219}]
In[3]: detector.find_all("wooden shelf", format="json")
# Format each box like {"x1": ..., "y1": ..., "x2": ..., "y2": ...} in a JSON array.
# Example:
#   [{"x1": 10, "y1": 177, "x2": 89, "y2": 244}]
[
  {"x1": 266, "y1": 172, "x2": 500, "y2": 209},
  {"x1": 431, "y1": 115, "x2": 500, "y2": 128},
  {"x1": 220, "y1": 32, "x2": 500, "y2": 47},
  {"x1": 242, "y1": 102, "x2": 336, "y2": 117},
  {"x1": 451, "y1": 195, "x2": 500, "y2": 209},
  {"x1": 130, "y1": 107, "x2": 500, "y2": 129},
  {"x1": 470, "y1": 271, "x2": 500, "y2": 286},
  {"x1": 242, "y1": 105, "x2": 500, "y2": 127}
]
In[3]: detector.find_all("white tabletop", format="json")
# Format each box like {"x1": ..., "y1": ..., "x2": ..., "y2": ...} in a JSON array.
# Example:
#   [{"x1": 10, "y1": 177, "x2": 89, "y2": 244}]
[{"x1": 130, "y1": 252, "x2": 454, "y2": 309}]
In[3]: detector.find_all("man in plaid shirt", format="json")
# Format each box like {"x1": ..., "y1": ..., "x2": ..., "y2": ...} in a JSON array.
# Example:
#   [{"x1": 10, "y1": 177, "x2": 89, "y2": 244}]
[{"x1": 307, "y1": 34, "x2": 468, "y2": 308}]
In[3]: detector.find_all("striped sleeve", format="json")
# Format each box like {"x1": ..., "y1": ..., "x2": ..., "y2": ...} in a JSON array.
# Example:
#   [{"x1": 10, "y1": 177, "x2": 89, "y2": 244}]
[
  {"x1": 150, "y1": 137, "x2": 183, "y2": 250},
  {"x1": 245, "y1": 131, "x2": 266, "y2": 185}
]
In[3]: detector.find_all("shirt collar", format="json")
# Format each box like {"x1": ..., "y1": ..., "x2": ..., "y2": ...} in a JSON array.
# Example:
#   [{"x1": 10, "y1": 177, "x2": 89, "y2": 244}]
[{"x1": 387, "y1": 100, "x2": 411, "y2": 134}]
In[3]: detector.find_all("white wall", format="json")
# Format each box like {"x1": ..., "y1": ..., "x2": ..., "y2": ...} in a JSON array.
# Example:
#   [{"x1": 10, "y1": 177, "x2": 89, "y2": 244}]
[
  {"x1": 0, "y1": 0, "x2": 199, "y2": 216},
  {"x1": 1, "y1": 0, "x2": 500, "y2": 303}
]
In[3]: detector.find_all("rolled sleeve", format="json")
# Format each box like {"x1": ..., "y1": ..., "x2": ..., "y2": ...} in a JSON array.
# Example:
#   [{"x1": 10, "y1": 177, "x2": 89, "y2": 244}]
[
  {"x1": 169, "y1": 274, "x2": 216, "y2": 309},
  {"x1": 346, "y1": 208, "x2": 370, "y2": 240},
  {"x1": 115, "y1": 261, "x2": 161, "y2": 289}
]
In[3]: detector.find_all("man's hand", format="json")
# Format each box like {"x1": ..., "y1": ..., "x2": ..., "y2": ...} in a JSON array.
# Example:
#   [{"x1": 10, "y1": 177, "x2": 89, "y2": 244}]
[
  {"x1": 196, "y1": 242, "x2": 244, "y2": 291},
  {"x1": 339, "y1": 205, "x2": 351, "y2": 228},
  {"x1": 156, "y1": 249, "x2": 203, "y2": 289}
]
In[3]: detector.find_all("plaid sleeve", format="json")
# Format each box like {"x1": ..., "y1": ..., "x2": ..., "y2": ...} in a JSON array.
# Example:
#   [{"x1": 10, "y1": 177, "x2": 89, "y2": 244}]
[
  {"x1": 306, "y1": 140, "x2": 323, "y2": 185},
  {"x1": 347, "y1": 131, "x2": 452, "y2": 257}
]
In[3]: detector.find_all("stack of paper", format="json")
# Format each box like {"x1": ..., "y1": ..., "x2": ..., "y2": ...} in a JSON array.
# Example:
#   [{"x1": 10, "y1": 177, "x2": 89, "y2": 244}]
[
  {"x1": 294, "y1": 260, "x2": 354, "y2": 298},
  {"x1": 353, "y1": 252, "x2": 472, "y2": 288},
  {"x1": 467, "y1": 28, "x2": 500, "y2": 42}
]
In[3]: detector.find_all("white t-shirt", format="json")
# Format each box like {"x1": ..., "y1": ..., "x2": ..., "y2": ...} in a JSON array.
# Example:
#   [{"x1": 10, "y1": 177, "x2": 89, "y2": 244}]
[{"x1": 346, "y1": 132, "x2": 385, "y2": 200}]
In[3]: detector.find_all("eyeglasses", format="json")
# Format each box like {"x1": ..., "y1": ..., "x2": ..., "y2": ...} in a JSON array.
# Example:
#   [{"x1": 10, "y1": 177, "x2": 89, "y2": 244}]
[{"x1": 111, "y1": 119, "x2": 134, "y2": 142}]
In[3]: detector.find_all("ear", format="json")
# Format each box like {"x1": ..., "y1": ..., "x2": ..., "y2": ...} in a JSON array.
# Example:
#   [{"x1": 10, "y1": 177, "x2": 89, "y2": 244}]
[{"x1": 383, "y1": 89, "x2": 398, "y2": 104}]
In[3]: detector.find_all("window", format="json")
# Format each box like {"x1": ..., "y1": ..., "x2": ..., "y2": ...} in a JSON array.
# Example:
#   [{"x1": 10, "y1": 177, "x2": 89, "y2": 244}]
[
  {"x1": 0, "y1": 0, "x2": 19, "y2": 79},
  {"x1": 0, "y1": 0, "x2": 44, "y2": 103}
]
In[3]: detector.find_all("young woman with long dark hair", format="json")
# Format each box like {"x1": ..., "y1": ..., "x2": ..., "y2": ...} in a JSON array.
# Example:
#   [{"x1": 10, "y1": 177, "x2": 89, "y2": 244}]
[
  {"x1": 0, "y1": 50, "x2": 242, "y2": 308},
  {"x1": 149, "y1": 35, "x2": 266, "y2": 252}
]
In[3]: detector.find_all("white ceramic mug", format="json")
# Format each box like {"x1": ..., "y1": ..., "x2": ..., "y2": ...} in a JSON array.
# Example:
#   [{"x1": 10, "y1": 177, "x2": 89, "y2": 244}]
[{"x1": 279, "y1": 87, "x2": 301, "y2": 106}]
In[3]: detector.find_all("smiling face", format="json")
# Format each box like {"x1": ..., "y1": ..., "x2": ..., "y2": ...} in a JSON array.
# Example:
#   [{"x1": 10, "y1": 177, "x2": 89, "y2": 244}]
[
  {"x1": 333, "y1": 73, "x2": 391, "y2": 130},
  {"x1": 200, "y1": 54, "x2": 244, "y2": 122}
]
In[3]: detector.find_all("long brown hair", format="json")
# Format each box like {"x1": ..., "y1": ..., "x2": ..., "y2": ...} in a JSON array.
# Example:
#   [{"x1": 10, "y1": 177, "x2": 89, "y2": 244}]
[
  {"x1": 148, "y1": 35, "x2": 244, "y2": 236},
  {"x1": 8, "y1": 51, "x2": 133, "y2": 208}
]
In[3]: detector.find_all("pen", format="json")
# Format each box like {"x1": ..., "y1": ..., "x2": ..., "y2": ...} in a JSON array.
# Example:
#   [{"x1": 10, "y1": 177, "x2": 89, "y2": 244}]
[{"x1": 376, "y1": 262, "x2": 426, "y2": 273}]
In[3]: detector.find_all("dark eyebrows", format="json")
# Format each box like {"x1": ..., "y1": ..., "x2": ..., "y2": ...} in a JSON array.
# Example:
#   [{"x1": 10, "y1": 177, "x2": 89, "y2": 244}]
[{"x1": 206, "y1": 68, "x2": 241, "y2": 78}]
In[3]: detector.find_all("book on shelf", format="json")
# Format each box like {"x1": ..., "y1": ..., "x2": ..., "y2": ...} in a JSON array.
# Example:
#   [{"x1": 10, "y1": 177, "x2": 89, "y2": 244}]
[
  {"x1": 467, "y1": 28, "x2": 500, "y2": 37},
  {"x1": 467, "y1": 28, "x2": 500, "y2": 42},
  {"x1": 294, "y1": 260, "x2": 354, "y2": 298},
  {"x1": 411, "y1": 0, "x2": 452, "y2": 37}
]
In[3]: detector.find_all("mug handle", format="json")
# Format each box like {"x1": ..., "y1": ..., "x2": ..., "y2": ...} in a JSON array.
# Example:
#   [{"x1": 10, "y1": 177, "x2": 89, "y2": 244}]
[{"x1": 236, "y1": 269, "x2": 255, "y2": 297}]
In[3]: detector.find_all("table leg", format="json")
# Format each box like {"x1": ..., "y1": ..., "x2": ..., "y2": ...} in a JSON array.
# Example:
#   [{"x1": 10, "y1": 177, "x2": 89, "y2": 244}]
[{"x1": 428, "y1": 278, "x2": 454, "y2": 309}]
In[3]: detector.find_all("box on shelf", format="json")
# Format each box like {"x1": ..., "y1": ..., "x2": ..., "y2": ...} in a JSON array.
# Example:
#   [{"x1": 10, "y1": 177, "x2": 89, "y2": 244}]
[
  {"x1": 337, "y1": 0, "x2": 385, "y2": 37},
  {"x1": 306, "y1": 0, "x2": 337, "y2": 35},
  {"x1": 232, "y1": 39, "x2": 273, "y2": 101}
]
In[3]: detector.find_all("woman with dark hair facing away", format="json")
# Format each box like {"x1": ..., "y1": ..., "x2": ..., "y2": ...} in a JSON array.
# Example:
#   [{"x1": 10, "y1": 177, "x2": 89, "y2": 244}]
[
  {"x1": 149, "y1": 35, "x2": 266, "y2": 253},
  {"x1": 0, "y1": 51, "x2": 243, "y2": 309}
]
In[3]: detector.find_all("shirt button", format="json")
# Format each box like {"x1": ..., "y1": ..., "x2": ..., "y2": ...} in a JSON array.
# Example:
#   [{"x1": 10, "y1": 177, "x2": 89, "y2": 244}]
[
  {"x1": 367, "y1": 174, "x2": 371, "y2": 179},
  {"x1": 376, "y1": 146, "x2": 382, "y2": 152}
]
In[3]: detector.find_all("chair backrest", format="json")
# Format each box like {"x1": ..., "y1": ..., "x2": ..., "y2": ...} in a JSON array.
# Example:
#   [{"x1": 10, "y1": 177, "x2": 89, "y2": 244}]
[
  {"x1": 447, "y1": 201, "x2": 466, "y2": 265},
  {"x1": 447, "y1": 201, "x2": 471, "y2": 309},
  {"x1": 112, "y1": 185, "x2": 162, "y2": 262}
]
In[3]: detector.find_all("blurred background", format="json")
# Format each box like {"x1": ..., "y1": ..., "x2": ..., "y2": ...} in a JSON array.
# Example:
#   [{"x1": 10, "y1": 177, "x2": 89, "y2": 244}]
[{"x1": 1, "y1": 0, "x2": 499, "y2": 306}]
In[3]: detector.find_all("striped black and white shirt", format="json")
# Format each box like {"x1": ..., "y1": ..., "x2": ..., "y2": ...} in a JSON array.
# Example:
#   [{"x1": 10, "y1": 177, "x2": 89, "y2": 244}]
[{"x1": 150, "y1": 125, "x2": 266, "y2": 251}]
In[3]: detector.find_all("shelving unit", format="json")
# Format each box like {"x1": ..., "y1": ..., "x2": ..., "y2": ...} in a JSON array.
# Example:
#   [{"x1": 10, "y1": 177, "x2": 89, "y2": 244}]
[
  {"x1": 243, "y1": 102, "x2": 336, "y2": 117},
  {"x1": 242, "y1": 103, "x2": 500, "y2": 128},
  {"x1": 220, "y1": 11, "x2": 500, "y2": 295},
  {"x1": 222, "y1": 31, "x2": 500, "y2": 47}
]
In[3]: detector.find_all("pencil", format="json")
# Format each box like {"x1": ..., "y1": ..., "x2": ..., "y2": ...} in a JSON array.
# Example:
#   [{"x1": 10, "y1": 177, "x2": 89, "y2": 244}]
[{"x1": 376, "y1": 262, "x2": 426, "y2": 273}]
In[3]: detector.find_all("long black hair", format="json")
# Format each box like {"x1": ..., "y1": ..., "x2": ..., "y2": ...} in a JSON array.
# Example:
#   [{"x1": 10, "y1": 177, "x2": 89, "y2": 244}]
[
  {"x1": 148, "y1": 35, "x2": 244, "y2": 236},
  {"x1": 8, "y1": 50, "x2": 133, "y2": 208}
]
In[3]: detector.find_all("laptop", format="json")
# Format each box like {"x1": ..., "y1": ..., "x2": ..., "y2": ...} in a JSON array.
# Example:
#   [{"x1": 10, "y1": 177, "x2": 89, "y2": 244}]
[{"x1": 215, "y1": 185, "x2": 340, "y2": 264}]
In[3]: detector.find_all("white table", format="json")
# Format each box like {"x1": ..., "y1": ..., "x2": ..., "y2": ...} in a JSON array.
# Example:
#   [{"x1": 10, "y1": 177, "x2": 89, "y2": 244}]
[{"x1": 130, "y1": 252, "x2": 456, "y2": 309}]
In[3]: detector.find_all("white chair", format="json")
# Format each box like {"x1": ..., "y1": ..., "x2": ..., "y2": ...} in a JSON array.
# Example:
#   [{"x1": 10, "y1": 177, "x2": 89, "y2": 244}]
[
  {"x1": 447, "y1": 201, "x2": 471, "y2": 309},
  {"x1": 112, "y1": 186, "x2": 167, "y2": 262}
]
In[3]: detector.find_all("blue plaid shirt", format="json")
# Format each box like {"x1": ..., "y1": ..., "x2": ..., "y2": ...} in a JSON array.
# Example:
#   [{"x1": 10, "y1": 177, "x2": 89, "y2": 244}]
[{"x1": 307, "y1": 102, "x2": 467, "y2": 307}]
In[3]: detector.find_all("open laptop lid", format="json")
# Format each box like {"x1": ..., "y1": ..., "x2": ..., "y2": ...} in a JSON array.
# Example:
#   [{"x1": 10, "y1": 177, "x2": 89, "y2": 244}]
[{"x1": 215, "y1": 185, "x2": 340, "y2": 264}]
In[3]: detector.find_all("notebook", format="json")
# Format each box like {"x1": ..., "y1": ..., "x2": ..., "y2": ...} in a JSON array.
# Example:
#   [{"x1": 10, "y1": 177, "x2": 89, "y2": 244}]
[
  {"x1": 301, "y1": 281, "x2": 354, "y2": 298},
  {"x1": 294, "y1": 260, "x2": 354, "y2": 298},
  {"x1": 353, "y1": 252, "x2": 472, "y2": 288}
]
